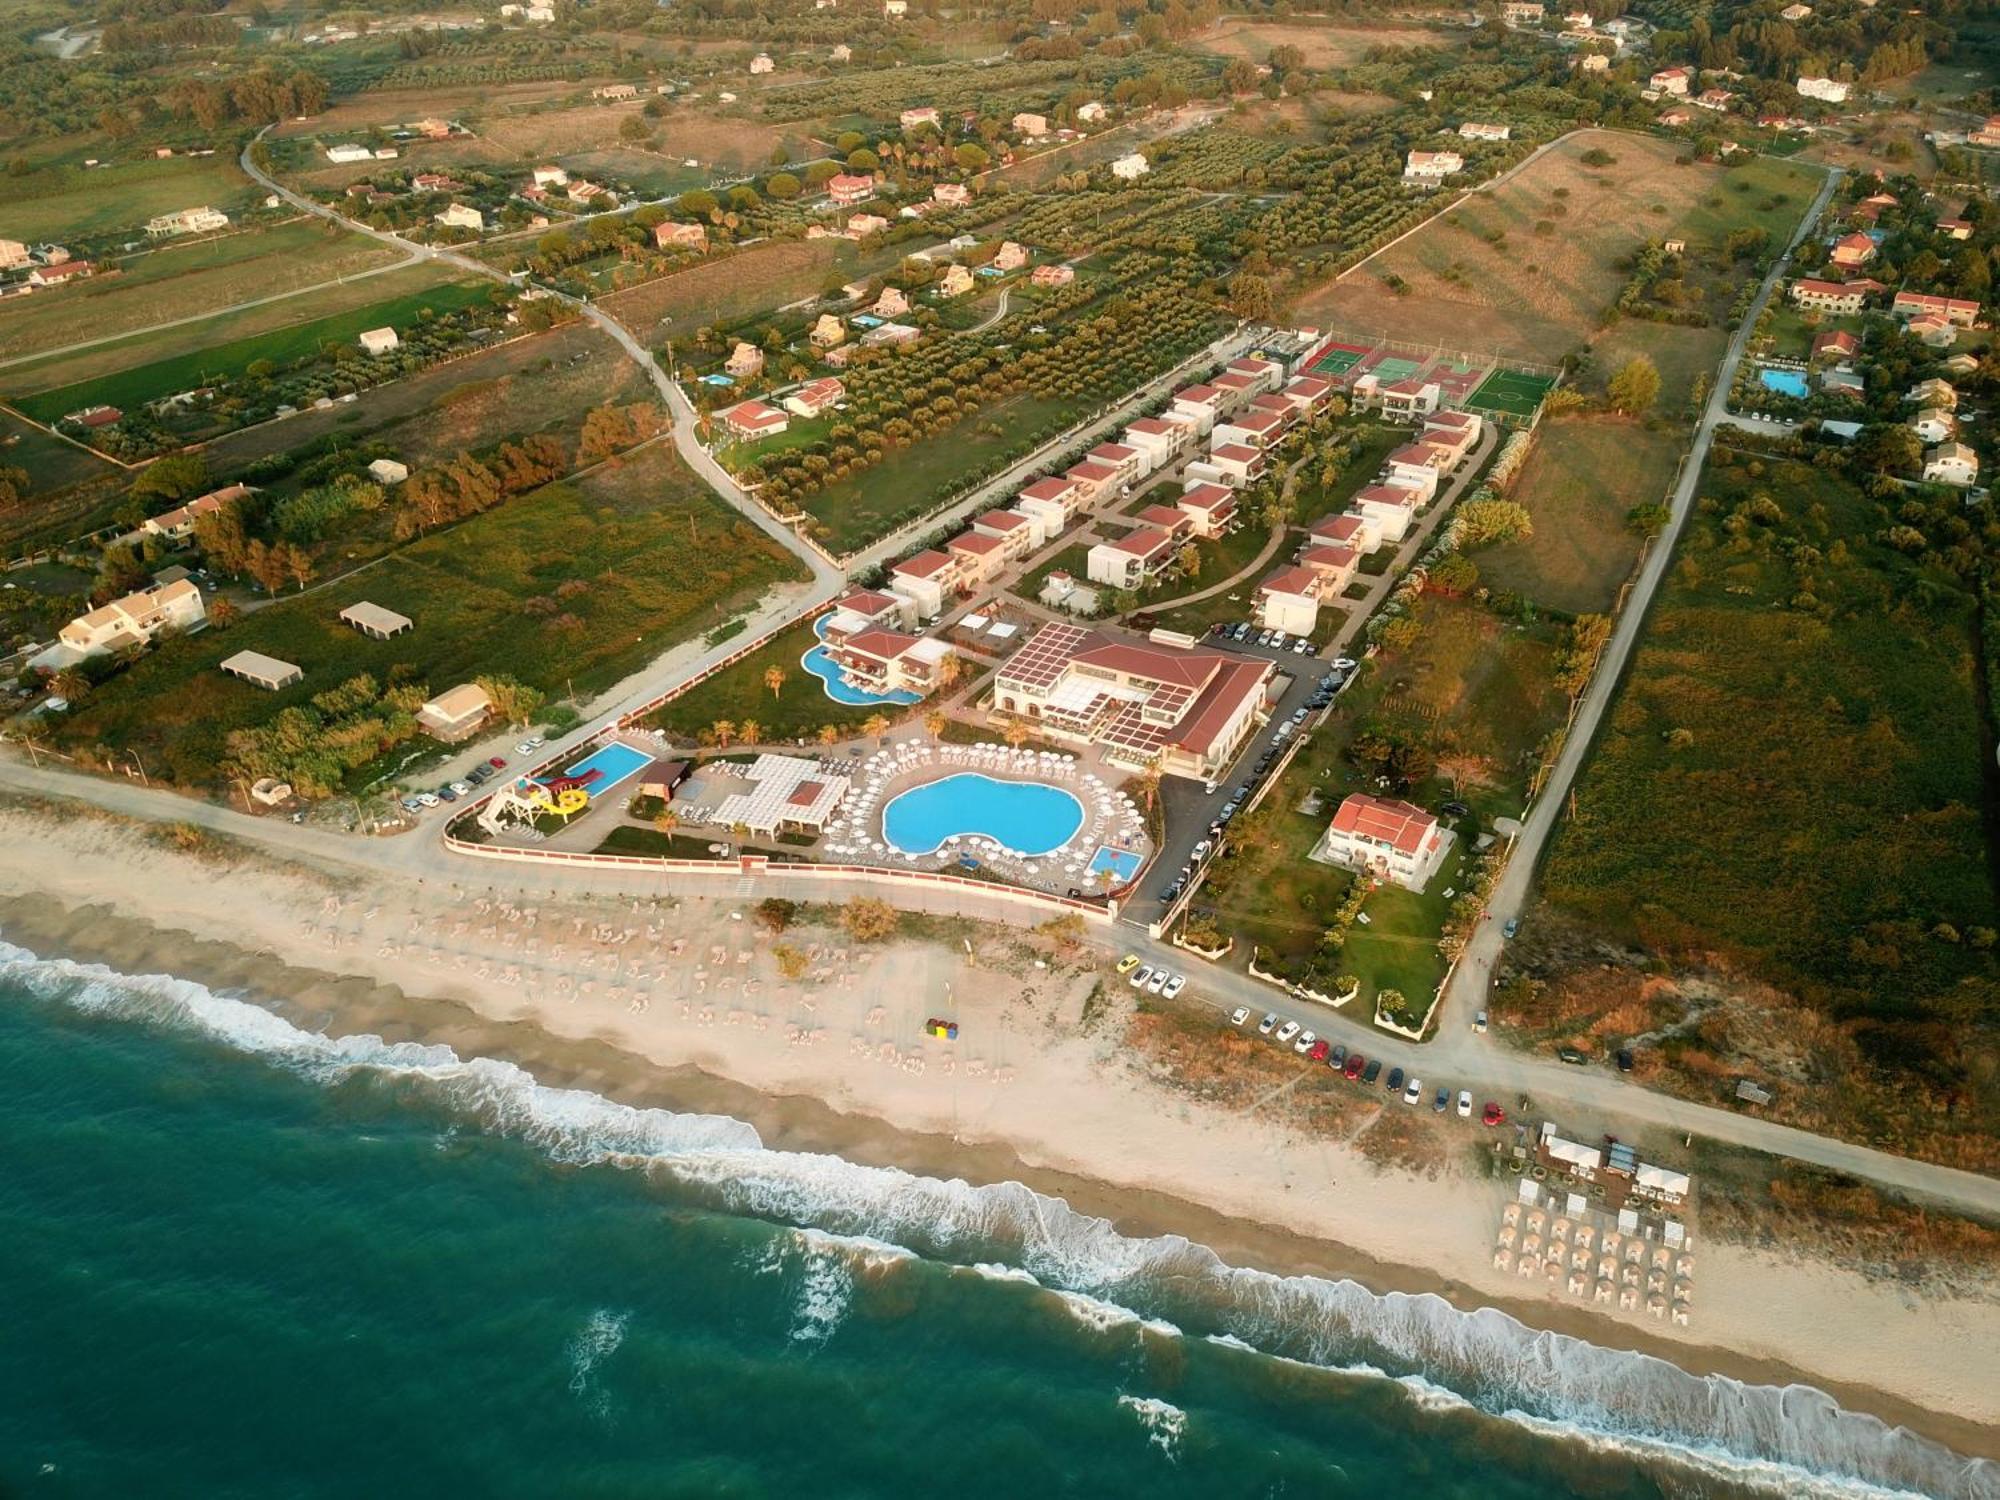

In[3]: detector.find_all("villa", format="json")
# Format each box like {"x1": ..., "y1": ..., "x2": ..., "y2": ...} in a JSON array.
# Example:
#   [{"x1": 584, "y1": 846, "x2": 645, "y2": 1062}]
[
  {"x1": 1255, "y1": 564, "x2": 1328, "y2": 635},
  {"x1": 1812, "y1": 329, "x2": 1859, "y2": 362},
  {"x1": 1351, "y1": 483, "x2": 1421, "y2": 543},
  {"x1": 1910, "y1": 408, "x2": 1956, "y2": 444},
  {"x1": 1650, "y1": 67, "x2": 1691, "y2": 95},
  {"x1": 141, "y1": 484, "x2": 251, "y2": 541},
  {"x1": 1421, "y1": 410, "x2": 1481, "y2": 463},
  {"x1": 1403, "y1": 150, "x2": 1464, "y2": 184},
  {"x1": 1031, "y1": 263, "x2": 1075, "y2": 287},
  {"x1": 55, "y1": 579, "x2": 205, "y2": 660},
  {"x1": 887, "y1": 549, "x2": 959, "y2": 617},
  {"x1": 1891, "y1": 291, "x2": 1980, "y2": 328},
  {"x1": 1906, "y1": 377, "x2": 1957, "y2": 409},
  {"x1": 871, "y1": 286, "x2": 910, "y2": 318},
  {"x1": 1012, "y1": 112, "x2": 1050, "y2": 139},
  {"x1": 901, "y1": 107, "x2": 940, "y2": 130},
  {"x1": 1789, "y1": 278, "x2": 1868, "y2": 315},
  {"x1": 1503, "y1": 1, "x2": 1544, "y2": 20},
  {"x1": 533, "y1": 165, "x2": 569, "y2": 187},
  {"x1": 784, "y1": 376, "x2": 845, "y2": 417},
  {"x1": 435, "y1": 203, "x2": 485, "y2": 231},
  {"x1": 1829, "y1": 232, "x2": 1876, "y2": 269},
  {"x1": 1796, "y1": 75, "x2": 1850, "y2": 103},
  {"x1": 145, "y1": 206, "x2": 229, "y2": 237},
  {"x1": 725, "y1": 341, "x2": 765, "y2": 378},
  {"x1": 716, "y1": 400, "x2": 789, "y2": 440},
  {"x1": 1211, "y1": 408, "x2": 1286, "y2": 451},
  {"x1": 1063, "y1": 458, "x2": 1123, "y2": 503},
  {"x1": 938, "y1": 264, "x2": 975, "y2": 298},
  {"x1": 1923, "y1": 441, "x2": 1979, "y2": 486},
  {"x1": 1110, "y1": 153, "x2": 1149, "y2": 180},
  {"x1": 1176, "y1": 482, "x2": 1238, "y2": 537},
  {"x1": 1317, "y1": 792, "x2": 1450, "y2": 891},
  {"x1": 1133, "y1": 504, "x2": 1195, "y2": 542},
  {"x1": 810, "y1": 313, "x2": 846, "y2": 350},
  {"x1": 932, "y1": 182, "x2": 970, "y2": 207},
  {"x1": 992, "y1": 621, "x2": 1276, "y2": 779},
  {"x1": 1280, "y1": 374, "x2": 1334, "y2": 415},
  {"x1": 654, "y1": 221, "x2": 708, "y2": 251},
  {"x1": 1458, "y1": 121, "x2": 1510, "y2": 141},
  {"x1": 827, "y1": 173, "x2": 875, "y2": 206},
  {"x1": 1376, "y1": 376, "x2": 1442, "y2": 419},
  {"x1": 417, "y1": 683, "x2": 491, "y2": 742},
  {"x1": 992, "y1": 241, "x2": 1029, "y2": 272},
  {"x1": 1086, "y1": 440, "x2": 1147, "y2": 483}
]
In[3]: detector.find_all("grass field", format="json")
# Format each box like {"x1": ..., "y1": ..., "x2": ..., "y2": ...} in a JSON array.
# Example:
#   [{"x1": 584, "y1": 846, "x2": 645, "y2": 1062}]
[
  {"x1": 1585, "y1": 320, "x2": 1726, "y2": 412},
  {"x1": 0, "y1": 407, "x2": 120, "y2": 496},
  {"x1": 0, "y1": 223, "x2": 409, "y2": 364},
  {"x1": 0, "y1": 155, "x2": 257, "y2": 242},
  {"x1": 44, "y1": 445, "x2": 806, "y2": 788},
  {"x1": 1465, "y1": 367, "x2": 1556, "y2": 418},
  {"x1": 9, "y1": 281, "x2": 496, "y2": 421},
  {"x1": 1292, "y1": 131, "x2": 1821, "y2": 364},
  {"x1": 1475, "y1": 417, "x2": 1672, "y2": 615},
  {"x1": 1, "y1": 261, "x2": 465, "y2": 397}
]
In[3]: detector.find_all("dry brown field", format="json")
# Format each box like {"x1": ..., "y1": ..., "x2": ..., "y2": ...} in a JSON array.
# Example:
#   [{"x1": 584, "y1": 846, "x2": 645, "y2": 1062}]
[
  {"x1": 1194, "y1": 17, "x2": 1465, "y2": 69},
  {"x1": 599, "y1": 239, "x2": 859, "y2": 341}
]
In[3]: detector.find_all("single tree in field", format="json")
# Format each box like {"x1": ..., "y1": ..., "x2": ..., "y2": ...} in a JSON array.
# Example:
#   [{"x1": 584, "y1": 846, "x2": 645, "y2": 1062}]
[
  {"x1": 711, "y1": 719, "x2": 735, "y2": 748},
  {"x1": 863, "y1": 711, "x2": 891, "y2": 744},
  {"x1": 764, "y1": 665, "x2": 787, "y2": 700},
  {"x1": 283, "y1": 542, "x2": 315, "y2": 592},
  {"x1": 1606, "y1": 354, "x2": 1661, "y2": 416}
]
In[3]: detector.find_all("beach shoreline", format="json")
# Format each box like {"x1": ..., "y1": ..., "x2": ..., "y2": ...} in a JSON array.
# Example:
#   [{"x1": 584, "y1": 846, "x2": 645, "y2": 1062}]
[{"x1": 2, "y1": 809, "x2": 1997, "y2": 1466}]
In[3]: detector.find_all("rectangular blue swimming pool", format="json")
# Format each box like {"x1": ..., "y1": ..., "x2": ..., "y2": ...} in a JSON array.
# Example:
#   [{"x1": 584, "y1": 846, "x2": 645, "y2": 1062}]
[
  {"x1": 560, "y1": 741, "x2": 652, "y2": 794},
  {"x1": 1087, "y1": 846, "x2": 1143, "y2": 884}
]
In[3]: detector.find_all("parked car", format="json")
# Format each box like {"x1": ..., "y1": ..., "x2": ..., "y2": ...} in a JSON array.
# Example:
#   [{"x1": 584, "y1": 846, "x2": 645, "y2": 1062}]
[
  {"x1": 1190, "y1": 840, "x2": 1211, "y2": 862},
  {"x1": 1257, "y1": 1012, "x2": 1279, "y2": 1035},
  {"x1": 1294, "y1": 1029, "x2": 1317, "y2": 1055},
  {"x1": 1269, "y1": 631, "x2": 1287, "y2": 648},
  {"x1": 1440, "y1": 800, "x2": 1470, "y2": 819},
  {"x1": 1129, "y1": 965, "x2": 1154, "y2": 990},
  {"x1": 1482, "y1": 1102, "x2": 1507, "y2": 1127},
  {"x1": 1309, "y1": 1039, "x2": 1330, "y2": 1063},
  {"x1": 1457, "y1": 1090, "x2": 1473, "y2": 1119},
  {"x1": 1331, "y1": 657, "x2": 1357, "y2": 672},
  {"x1": 515, "y1": 741, "x2": 538, "y2": 756},
  {"x1": 1385, "y1": 1066, "x2": 1404, "y2": 1094},
  {"x1": 488, "y1": 757, "x2": 507, "y2": 770},
  {"x1": 417, "y1": 792, "x2": 441, "y2": 808},
  {"x1": 1145, "y1": 969, "x2": 1169, "y2": 995},
  {"x1": 449, "y1": 781, "x2": 471, "y2": 796},
  {"x1": 1230, "y1": 1007, "x2": 1251, "y2": 1026},
  {"x1": 466, "y1": 768, "x2": 489, "y2": 785},
  {"x1": 1275, "y1": 1020, "x2": 1301, "y2": 1044},
  {"x1": 1343, "y1": 1053, "x2": 1366, "y2": 1080},
  {"x1": 1403, "y1": 1077, "x2": 1423, "y2": 1106},
  {"x1": 1433, "y1": 1086, "x2": 1450, "y2": 1113},
  {"x1": 1161, "y1": 974, "x2": 1185, "y2": 1000},
  {"x1": 1330, "y1": 1043, "x2": 1346, "y2": 1069},
  {"x1": 1558, "y1": 1046, "x2": 1588, "y2": 1065},
  {"x1": 1502, "y1": 917, "x2": 1519, "y2": 939},
  {"x1": 1162, "y1": 881, "x2": 1184, "y2": 901},
  {"x1": 1360, "y1": 1058, "x2": 1382, "y2": 1085},
  {"x1": 1473, "y1": 1010, "x2": 1487, "y2": 1034},
  {"x1": 401, "y1": 797, "x2": 423, "y2": 813},
  {"x1": 1116, "y1": 954, "x2": 1141, "y2": 975},
  {"x1": 1615, "y1": 1048, "x2": 1634, "y2": 1073},
  {"x1": 436, "y1": 786, "x2": 459, "y2": 802}
]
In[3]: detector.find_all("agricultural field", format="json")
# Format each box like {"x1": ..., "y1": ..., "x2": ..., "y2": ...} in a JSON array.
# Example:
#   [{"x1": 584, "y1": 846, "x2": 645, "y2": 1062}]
[
  {"x1": 481, "y1": 102, "x2": 805, "y2": 176},
  {"x1": 601, "y1": 240, "x2": 860, "y2": 343},
  {"x1": 1474, "y1": 418, "x2": 1675, "y2": 616},
  {"x1": 1526, "y1": 451, "x2": 2000, "y2": 1163},
  {"x1": 201, "y1": 320, "x2": 650, "y2": 481},
  {"x1": 0, "y1": 223, "x2": 410, "y2": 364},
  {"x1": 41, "y1": 443, "x2": 807, "y2": 790},
  {"x1": 1192, "y1": 18, "x2": 1465, "y2": 70},
  {"x1": 1292, "y1": 132, "x2": 1820, "y2": 364},
  {"x1": 0, "y1": 154, "x2": 258, "y2": 243},
  {"x1": 7, "y1": 280, "x2": 495, "y2": 423},
  {"x1": 0, "y1": 408, "x2": 120, "y2": 497},
  {"x1": 0, "y1": 261, "x2": 465, "y2": 400}
]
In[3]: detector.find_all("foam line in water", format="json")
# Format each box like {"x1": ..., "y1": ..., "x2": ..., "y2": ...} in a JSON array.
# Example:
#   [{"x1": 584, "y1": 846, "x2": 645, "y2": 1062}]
[{"x1": 9, "y1": 934, "x2": 1994, "y2": 1500}]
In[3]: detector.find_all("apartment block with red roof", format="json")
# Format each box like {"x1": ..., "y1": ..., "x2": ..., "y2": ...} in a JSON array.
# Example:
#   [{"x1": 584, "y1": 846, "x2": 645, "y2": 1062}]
[
  {"x1": 1087, "y1": 441, "x2": 1146, "y2": 484},
  {"x1": 972, "y1": 507, "x2": 1046, "y2": 554},
  {"x1": 1310, "y1": 511, "x2": 1378, "y2": 555},
  {"x1": 1175, "y1": 482, "x2": 1237, "y2": 538},
  {"x1": 886, "y1": 548, "x2": 960, "y2": 617},
  {"x1": 946, "y1": 529, "x2": 1009, "y2": 586},
  {"x1": 1169, "y1": 383, "x2": 1223, "y2": 434},
  {"x1": 1255, "y1": 564, "x2": 1327, "y2": 635},
  {"x1": 1122, "y1": 415, "x2": 1195, "y2": 470},
  {"x1": 1891, "y1": 290, "x2": 1980, "y2": 327},
  {"x1": 1789, "y1": 278, "x2": 1869, "y2": 315},
  {"x1": 826, "y1": 628, "x2": 957, "y2": 698},
  {"x1": 992, "y1": 621, "x2": 1275, "y2": 778},
  {"x1": 1017, "y1": 474, "x2": 1086, "y2": 533},
  {"x1": 1085, "y1": 527, "x2": 1177, "y2": 590}
]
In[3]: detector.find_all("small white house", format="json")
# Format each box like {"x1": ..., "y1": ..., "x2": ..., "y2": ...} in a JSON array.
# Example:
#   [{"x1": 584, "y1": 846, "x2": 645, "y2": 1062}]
[
  {"x1": 1923, "y1": 441, "x2": 1979, "y2": 486},
  {"x1": 1110, "y1": 152, "x2": 1149, "y2": 181},
  {"x1": 1796, "y1": 75, "x2": 1850, "y2": 103},
  {"x1": 358, "y1": 327, "x2": 400, "y2": 356}
]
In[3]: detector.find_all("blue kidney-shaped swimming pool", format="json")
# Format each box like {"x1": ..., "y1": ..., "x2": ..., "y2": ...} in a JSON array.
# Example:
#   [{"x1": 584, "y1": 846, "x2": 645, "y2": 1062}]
[{"x1": 881, "y1": 773, "x2": 1085, "y2": 857}]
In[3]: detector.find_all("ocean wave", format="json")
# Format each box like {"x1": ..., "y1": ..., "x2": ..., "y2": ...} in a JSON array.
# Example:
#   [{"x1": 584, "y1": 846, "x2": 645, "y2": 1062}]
[
  {"x1": 963, "y1": 1262, "x2": 1041, "y2": 1287},
  {"x1": 1117, "y1": 1395, "x2": 1186, "y2": 1460},
  {"x1": 12, "y1": 934, "x2": 1995, "y2": 1500}
]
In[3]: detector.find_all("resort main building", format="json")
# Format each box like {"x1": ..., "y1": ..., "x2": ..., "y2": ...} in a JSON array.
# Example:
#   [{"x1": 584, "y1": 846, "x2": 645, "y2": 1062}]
[{"x1": 992, "y1": 622, "x2": 1274, "y2": 780}]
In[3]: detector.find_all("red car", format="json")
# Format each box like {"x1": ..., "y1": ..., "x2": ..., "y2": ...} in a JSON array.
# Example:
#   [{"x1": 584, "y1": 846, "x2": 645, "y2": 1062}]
[
  {"x1": 1482, "y1": 1102, "x2": 1507, "y2": 1127},
  {"x1": 488, "y1": 756, "x2": 507, "y2": 769},
  {"x1": 1308, "y1": 1039, "x2": 1330, "y2": 1063},
  {"x1": 1343, "y1": 1053, "x2": 1366, "y2": 1080}
]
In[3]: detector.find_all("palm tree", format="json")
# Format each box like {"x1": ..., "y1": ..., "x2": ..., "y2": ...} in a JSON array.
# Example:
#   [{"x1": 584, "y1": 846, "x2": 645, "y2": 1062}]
[
  {"x1": 654, "y1": 806, "x2": 680, "y2": 838},
  {"x1": 817, "y1": 723, "x2": 842, "y2": 748},
  {"x1": 711, "y1": 719, "x2": 735, "y2": 748},
  {"x1": 46, "y1": 668, "x2": 90, "y2": 705},
  {"x1": 1132, "y1": 768, "x2": 1161, "y2": 814},
  {"x1": 764, "y1": 665, "x2": 787, "y2": 700},
  {"x1": 738, "y1": 718, "x2": 763, "y2": 747},
  {"x1": 935, "y1": 651, "x2": 962, "y2": 691},
  {"x1": 863, "y1": 712, "x2": 891, "y2": 745},
  {"x1": 1002, "y1": 720, "x2": 1031, "y2": 750},
  {"x1": 924, "y1": 709, "x2": 947, "y2": 742}
]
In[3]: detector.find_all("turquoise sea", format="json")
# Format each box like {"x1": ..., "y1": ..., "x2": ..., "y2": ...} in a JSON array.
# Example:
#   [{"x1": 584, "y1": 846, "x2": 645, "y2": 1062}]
[{"x1": 2, "y1": 935, "x2": 1994, "y2": 1500}]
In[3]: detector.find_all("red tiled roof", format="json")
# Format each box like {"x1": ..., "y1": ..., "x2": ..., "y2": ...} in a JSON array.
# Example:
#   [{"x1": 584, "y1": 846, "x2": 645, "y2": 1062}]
[
  {"x1": 977, "y1": 508, "x2": 1028, "y2": 532},
  {"x1": 1107, "y1": 526, "x2": 1174, "y2": 558},
  {"x1": 1300, "y1": 543, "x2": 1357, "y2": 573},
  {"x1": 840, "y1": 627, "x2": 919, "y2": 661},
  {"x1": 1178, "y1": 483, "x2": 1234, "y2": 513},
  {"x1": 1330, "y1": 792, "x2": 1438, "y2": 857},
  {"x1": 1260, "y1": 564, "x2": 1319, "y2": 597},
  {"x1": 894, "y1": 548, "x2": 954, "y2": 579},
  {"x1": 1311, "y1": 513, "x2": 1366, "y2": 542},
  {"x1": 1209, "y1": 443, "x2": 1260, "y2": 464},
  {"x1": 1020, "y1": 477, "x2": 1078, "y2": 503},
  {"x1": 1171, "y1": 657, "x2": 1270, "y2": 757},
  {"x1": 1135, "y1": 504, "x2": 1188, "y2": 530},
  {"x1": 1175, "y1": 383, "x2": 1220, "y2": 404},
  {"x1": 949, "y1": 531, "x2": 1003, "y2": 556}
]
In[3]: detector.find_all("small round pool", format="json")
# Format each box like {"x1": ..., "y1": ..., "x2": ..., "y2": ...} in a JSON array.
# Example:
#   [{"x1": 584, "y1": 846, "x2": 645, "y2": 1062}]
[{"x1": 882, "y1": 773, "x2": 1085, "y2": 857}]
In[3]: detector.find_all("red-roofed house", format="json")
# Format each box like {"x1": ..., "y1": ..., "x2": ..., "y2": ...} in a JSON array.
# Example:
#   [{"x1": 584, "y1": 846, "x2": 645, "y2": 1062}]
[
  {"x1": 1087, "y1": 441, "x2": 1145, "y2": 484},
  {"x1": 1790, "y1": 278, "x2": 1869, "y2": 315},
  {"x1": 1192, "y1": 443, "x2": 1266, "y2": 487},
  {"x1": 973, "y1": 507, "x2": 1045, "y2": 555},
  {"x1": 1352, "y1": 483, "x2": 1421, "y2": 543},
  {"x1": 715, "y1": 400, "x2": 789, "y2": 440},
  {"x1": 887, "y1": 548, "x2": 960, "y2": 617},
  {"x1": 1385, "y1": 445, "x2": 1448, "y2": 497},
  {"x1": 1170, "y1": 384, "x2": 1223, "y2": 434},
  {"x1": 1310, "y1": 511, "x2": 1376, "y2": 554},
  {"x1": 1122, "y1": 415, "x2": 1195, "y2": 469},
  {"x1": 1256, "y1": 564, "x2": 1328, "y2": 635},
  {"x1": 1830, "y1": 232, "x2": 1877, "y2": 270},
  {"x1": 1891, "y1": 290, "x2": 1980, "y2": 327},
  {"x1": 1812, "y1": 329, "x2": 1859, "y2": 362},
  {"x1": 1133, "y1": 503, "x2": 1194, "y2": 541},
  {"x1": 827, "y1": 173, "x2": 874, "y2": 205},
  {"x1": 1212, "y1": 408, "x2": 1286, "y2": 450},
  {"x1": 827, "y1": 628, "x2": 956, "y2": 698},
  {"x1": 821, "y1": 589, "x2": 915, "y2": 640},
  {"x1": 947, "y1": 528, "x2": 1009, "y2": 585},
  {"x1": 1017, "y1": 474, "x2": 1086, "y2": 531},
  {"x1": 1377, "y1": 377, "x2": 1441, "y2": 419},
  {"x1": 1064, "y1": 458, "x2": 1122, "y2": 501},
  {"x1": 1280, "y1": 374, "x2": 1333, "y2": 415},
  {"x1": 993, "y1": 620, "x2": 1275, "y2": 778},
  {"x1": 1320, "y1": 793, "x2": 1450, "y2": 890},
  {"x1": 1086, "y1": 527, "x2": 1177, "y2": 589},
  {"x1": 783, "y1": 376, "x2": 845, "y2": 417},
  {"x1": 141, "y1": 484, "x2": 253, "y2": 541}
]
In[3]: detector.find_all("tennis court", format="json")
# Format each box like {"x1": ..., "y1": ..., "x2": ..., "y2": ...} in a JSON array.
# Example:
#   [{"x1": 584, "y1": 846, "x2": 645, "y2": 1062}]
[
  {"x1": 1466, "y1": 367, "x2": 1558, "y2": 418},
  {"x1": 1355, "y1": 349, "x2": 1424, "y2": 383},
  {"x1": 1308, "y1": 340, "x2": 1371, "y2": 377},
  {"x1": 1426, "y1": 357, "x2": 1491, "y2": 405}
]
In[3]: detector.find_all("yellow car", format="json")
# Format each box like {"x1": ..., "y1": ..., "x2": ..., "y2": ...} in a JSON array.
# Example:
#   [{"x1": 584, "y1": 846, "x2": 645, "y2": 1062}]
[{"x1": 1115, "y1": 953, "x2": 1141, "y2": 976}]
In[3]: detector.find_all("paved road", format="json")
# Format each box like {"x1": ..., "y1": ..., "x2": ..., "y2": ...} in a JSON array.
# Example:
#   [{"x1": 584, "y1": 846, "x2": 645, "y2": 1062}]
[{"x1": 1438, "y1": 163, "x2": 1843, "y2": 1031}]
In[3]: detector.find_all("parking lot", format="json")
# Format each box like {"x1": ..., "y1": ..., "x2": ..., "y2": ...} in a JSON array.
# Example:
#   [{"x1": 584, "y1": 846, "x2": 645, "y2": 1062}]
[{"x1": 1120, "y1": 622, "x2": 1356, "y2": 930}]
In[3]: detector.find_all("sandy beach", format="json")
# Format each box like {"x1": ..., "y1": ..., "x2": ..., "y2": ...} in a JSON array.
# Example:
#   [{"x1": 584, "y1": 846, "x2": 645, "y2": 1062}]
[{"x1": 3, "y1": 800, "x2": 1997, "y2": 1459}]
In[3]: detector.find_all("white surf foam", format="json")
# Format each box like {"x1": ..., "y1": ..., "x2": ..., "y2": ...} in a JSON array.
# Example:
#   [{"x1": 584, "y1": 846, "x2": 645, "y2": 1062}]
[
  {"x1": 11, "y1": 935, "x2": 1995, "y2": 1500},
  {"x1": 789, "y1": 1237, "x2": 855, "y2": 1346},
  {"x1": 1117, "y1": 1395, "x2": 1186, "y2": 1459}
]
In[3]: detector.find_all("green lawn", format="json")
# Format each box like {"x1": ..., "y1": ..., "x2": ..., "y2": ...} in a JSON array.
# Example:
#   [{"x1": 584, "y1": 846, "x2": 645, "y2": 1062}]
[
  {"x1": 1585, "y1": 320, "x2": 1727, "y2": 414},
  {"x1": 1012, "y1": 541, "x2": 1100, "y2": 606},
  {"x1": 644, "y1": 616, "x2": 926, "y2": 747},
  {"x1": 0, "y1": 407, "x2": 119, "y2": 496},
  {"x1": 1679, "y1": 154, "x2": 1827, "y2": 250},
  {"x1": 10, "y1": 282, "x2": 498, "y2": 420},
  {"x1": 1475, "y1": 416, "x2": 1670, "y2": 616},
  {"x1": 44, "y1": 459, "x2": 805, "y2": 789}
]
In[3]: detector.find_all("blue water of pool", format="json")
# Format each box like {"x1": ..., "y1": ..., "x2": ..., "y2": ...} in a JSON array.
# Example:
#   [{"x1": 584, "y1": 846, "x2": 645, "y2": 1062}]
[
  {"x1": 801, "y1": 616, "x2": 922, "y2": 707},
  {"x1": 882, "y1": 774, "x2": 1085, "y2": 857},
  {"x1": 1758, "y1": 367, "x2": 1809, "y2": 398},
  {"x1": 1086, "y1": 845, "x2": 1142, "y2": 884},
  {"x1": 558, "y1": 740, "x2": 652, "y2": 793}
]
